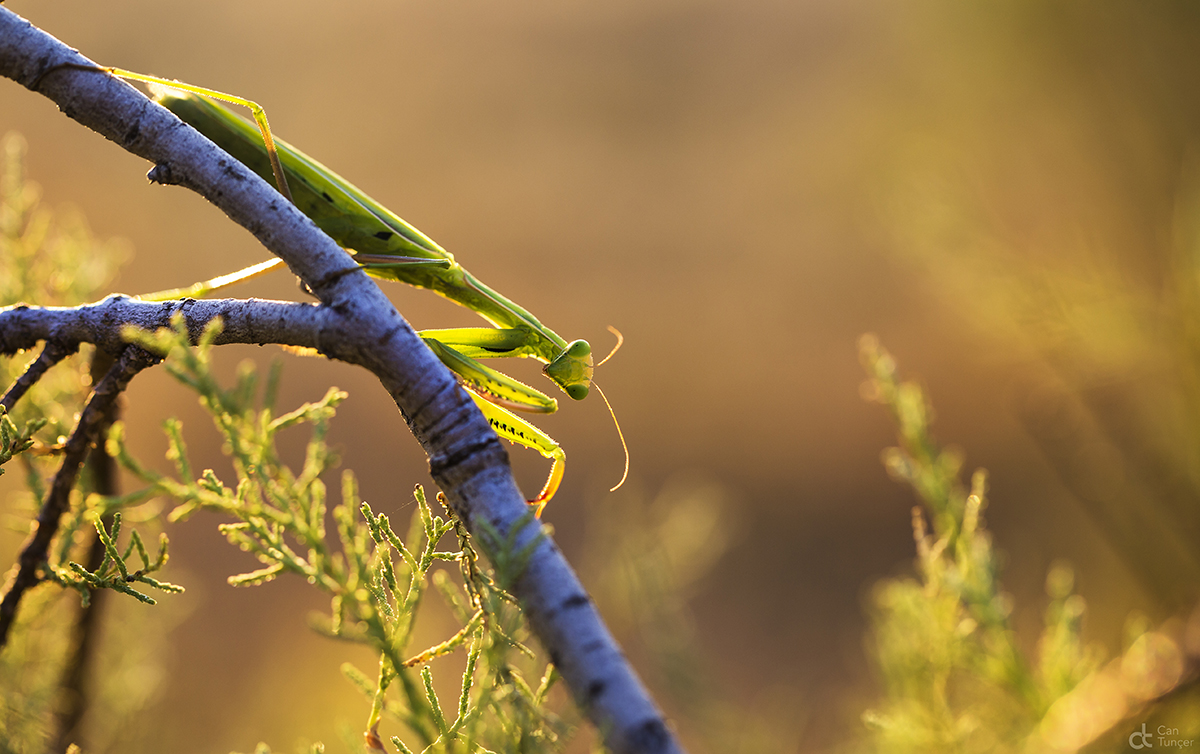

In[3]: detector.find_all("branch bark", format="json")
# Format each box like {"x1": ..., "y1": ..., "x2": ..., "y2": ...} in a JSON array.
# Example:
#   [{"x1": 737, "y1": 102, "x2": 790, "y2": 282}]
[{"x1": 0, "y1": 9, "x2": 683, "y2": 754}]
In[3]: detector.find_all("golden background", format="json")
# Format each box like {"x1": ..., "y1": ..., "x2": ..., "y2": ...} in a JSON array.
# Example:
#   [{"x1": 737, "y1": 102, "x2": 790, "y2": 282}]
[{"x1": 4, "y1": 1, "x2": 1200, "y2": 751}]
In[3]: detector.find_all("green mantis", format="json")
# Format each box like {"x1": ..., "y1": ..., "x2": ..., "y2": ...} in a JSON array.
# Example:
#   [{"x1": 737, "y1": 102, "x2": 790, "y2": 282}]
[{"x1": 71, "y1": 66, "x2": 625, "y2": 515}]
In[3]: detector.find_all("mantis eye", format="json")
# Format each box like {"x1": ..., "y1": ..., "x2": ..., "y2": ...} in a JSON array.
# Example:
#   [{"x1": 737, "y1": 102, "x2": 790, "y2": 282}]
[
  {"x1": 565, "y1": 383, "x2": 590, "y2": 401},
  {"x1": 566, "y1": 340, "x2": 591, "y2": 359}
]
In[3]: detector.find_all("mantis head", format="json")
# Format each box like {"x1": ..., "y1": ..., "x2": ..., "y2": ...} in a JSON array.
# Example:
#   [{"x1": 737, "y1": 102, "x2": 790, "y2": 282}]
[{"x1": 545, "y1": 340, "x2": 593, "y2": 400}]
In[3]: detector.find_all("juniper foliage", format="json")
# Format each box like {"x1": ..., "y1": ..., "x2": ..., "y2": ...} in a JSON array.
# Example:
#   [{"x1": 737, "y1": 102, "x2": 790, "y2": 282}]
[
  {"x1": 104, "y1": 316, "x2": 574, "y2": 753},
  {"x1": 859, "y1": 335, "x2": 1198, "y2": 753}
]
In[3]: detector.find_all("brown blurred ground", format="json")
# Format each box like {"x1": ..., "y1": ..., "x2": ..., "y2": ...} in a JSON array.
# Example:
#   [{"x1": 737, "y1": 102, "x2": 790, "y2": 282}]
[{"x1": 3, "y1": 1, "x2": 1200, "y2": 752}]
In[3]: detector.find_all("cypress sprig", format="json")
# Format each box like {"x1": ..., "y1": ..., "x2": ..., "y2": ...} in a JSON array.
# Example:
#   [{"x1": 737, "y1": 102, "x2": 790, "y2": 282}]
[
  {"x1": 100, "y1": 320, "x2": 575, "y2": 752},
  {"x1": 47, "y1": 512, "x2": 183, "y2": 607}
]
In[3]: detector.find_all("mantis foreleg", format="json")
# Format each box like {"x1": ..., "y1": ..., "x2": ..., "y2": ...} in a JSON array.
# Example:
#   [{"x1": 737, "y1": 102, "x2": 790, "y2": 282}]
[{"x1": 467, "y1": 392, "x2": 564, "y2": 517}]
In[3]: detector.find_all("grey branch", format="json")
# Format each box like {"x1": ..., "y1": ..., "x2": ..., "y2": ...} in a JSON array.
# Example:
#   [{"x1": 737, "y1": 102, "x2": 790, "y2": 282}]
[
  {"x1": 0, "y1": 8, "x2": 683, "y2": 754},
  {"x1": 0, "y1": 297, "x2": 325, "y2": 356}
]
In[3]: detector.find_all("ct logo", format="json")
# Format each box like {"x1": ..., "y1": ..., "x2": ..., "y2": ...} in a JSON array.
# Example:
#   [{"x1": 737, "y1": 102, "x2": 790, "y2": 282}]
[{"x1": 1130, "y1": 723, "x2": 1153, "y2": 749}]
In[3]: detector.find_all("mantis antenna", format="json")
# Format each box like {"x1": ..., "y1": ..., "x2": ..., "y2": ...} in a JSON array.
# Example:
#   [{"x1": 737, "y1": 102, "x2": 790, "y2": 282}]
[
  {"x1": 593, "y1": 382, "x2": 629, "y2": 493},
  {"x1": 594, "y1": 326, "x2": 629, "y2": 493},
  {"x1": 597, "y1": 325, "x2": 624, "y2": 367}
]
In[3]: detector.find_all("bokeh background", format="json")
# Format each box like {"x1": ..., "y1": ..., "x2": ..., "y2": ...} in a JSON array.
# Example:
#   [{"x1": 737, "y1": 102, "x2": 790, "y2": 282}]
[{"x1": 4, "y1": 1, "x2": 1200, "y2": 751}]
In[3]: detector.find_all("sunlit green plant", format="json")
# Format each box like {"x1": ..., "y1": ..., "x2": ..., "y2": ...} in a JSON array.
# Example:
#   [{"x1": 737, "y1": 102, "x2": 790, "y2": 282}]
[
  {"x1": 99, "y1": 316, "x2": 574, "y2": 753},
  {"x1": 859, "y1": 334, "x2": 1197, "y2": 753}
]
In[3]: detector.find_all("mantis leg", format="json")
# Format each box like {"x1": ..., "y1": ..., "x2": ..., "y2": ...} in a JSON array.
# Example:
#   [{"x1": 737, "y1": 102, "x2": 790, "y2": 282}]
[
  {"x1": 418, "y1": 328, "x2": 542, "y2": 360},
  {"x1": 42, "y1": 63, "x2": 295, "y2": 203},
  {"x1": 422, "y1": 338, "x2": 557, "y2": 414},
  {"x1": 467, "y1": 392, "x2": 565, "y2": 516},
  {"x1": 137, "y1": 258, "x2": 284, "y2": 301},
  {"x1": 421, "y1": 334, "x2": 566, "y2": 513}
]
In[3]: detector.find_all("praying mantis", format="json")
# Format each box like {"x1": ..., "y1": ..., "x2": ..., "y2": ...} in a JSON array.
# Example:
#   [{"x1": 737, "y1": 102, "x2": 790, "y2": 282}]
[{"x1": 64, "y1": 65, "x2": 626, "y2": 515}]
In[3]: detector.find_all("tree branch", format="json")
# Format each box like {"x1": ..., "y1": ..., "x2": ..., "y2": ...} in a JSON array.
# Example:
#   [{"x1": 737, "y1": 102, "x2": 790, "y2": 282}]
[
  {"x1": 1, "y1": 340, "x2": 77, "y2": 412},
  {"x1": 0, "y1": 9, "x2": 682, "y2": 753},
  {"x1": 0, "y1": 345, "x2": 157, "y2": 645},
  {"x1": 53, "y1": 348, "x2": 121, "y2": 754}
]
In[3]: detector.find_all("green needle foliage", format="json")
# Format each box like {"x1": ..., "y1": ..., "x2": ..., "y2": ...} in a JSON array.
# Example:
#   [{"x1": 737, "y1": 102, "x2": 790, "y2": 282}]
[
  {"x1": 0, "y1": 133, "x2": 133, "y2": 754},
  {"x1": 859, "y1": 334, "x2": 1094, "y2": 750},
  {"x1": 0, "y1": 406, "x2": 40, "y2": 478},
  {"x1": 859, "y1": 334, "x2": 1199, "y2": 753},
  {"x1": 43, "y1": 512, "x2": 180, "y2": 608},
  {"x1": 104, "y1": 316, "x2": 574, "y2": 753}
]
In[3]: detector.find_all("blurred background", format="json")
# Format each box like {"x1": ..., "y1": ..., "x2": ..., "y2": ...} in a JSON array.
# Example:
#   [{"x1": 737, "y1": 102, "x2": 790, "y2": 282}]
[{"x1": 4, "y1": 1, "x2": 1200, "y2": 751}]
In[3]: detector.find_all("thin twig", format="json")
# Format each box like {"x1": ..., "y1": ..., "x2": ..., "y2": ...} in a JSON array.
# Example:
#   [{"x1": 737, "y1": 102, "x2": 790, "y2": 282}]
[
  {"x1": 0, "y1": 345, "x2": 157, "y2": 646},
  {"x1": 1, "y1": 340, "x2": 78, "y2": 412},
  {"x1": 52, "y1": 349, "x2": 119, "y2": 753}
]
